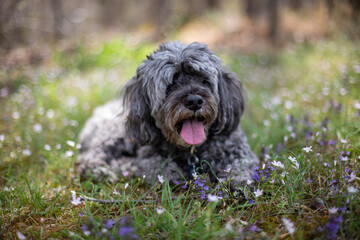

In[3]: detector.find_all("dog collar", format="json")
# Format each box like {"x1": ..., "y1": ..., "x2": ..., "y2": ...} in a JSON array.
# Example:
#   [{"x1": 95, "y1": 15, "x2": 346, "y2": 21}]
[{"x1": 188, "y1": 146, "x2": 199, "y2": 178}]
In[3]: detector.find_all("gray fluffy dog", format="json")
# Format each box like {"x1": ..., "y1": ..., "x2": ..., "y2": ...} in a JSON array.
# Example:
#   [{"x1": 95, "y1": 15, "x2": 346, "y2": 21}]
[{"x1": 76, "y1": 41, "x2": 259, "y2": 188}]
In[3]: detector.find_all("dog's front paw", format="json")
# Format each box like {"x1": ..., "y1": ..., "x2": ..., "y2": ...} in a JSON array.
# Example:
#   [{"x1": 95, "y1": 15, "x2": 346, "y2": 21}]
[{"x1": 77, "y1": 164, "x2": 119, "y2": 183}]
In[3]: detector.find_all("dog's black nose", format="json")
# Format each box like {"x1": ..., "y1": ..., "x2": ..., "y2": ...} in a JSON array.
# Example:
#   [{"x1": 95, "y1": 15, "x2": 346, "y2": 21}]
[{"x1": 185, "y1": 95, "x2": 204, "y2": 111}]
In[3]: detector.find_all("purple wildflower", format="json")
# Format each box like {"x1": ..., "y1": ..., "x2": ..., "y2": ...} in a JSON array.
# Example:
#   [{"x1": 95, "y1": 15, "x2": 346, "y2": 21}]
[
  {"x1": 338, "y1": 206, "x2": 347, "y2": 212},
  {"x1": 82, "y1": 224, "x2": 89, "y2": 232},
  {"x1": 119, "y1": 226, "x2": 134, "y2": 236},
  {"x1": 103, "y1": 219, "x2": 115, "y2": 228},
  {"x1": 252, "y1": 167, "x2": 261, "y2": 182},
  {"x1": 325, "y1": 215, "x2": 343, "y2": 240},
  {"x1": 249, "y1": 225, "x2": 259, "y2": 232}
]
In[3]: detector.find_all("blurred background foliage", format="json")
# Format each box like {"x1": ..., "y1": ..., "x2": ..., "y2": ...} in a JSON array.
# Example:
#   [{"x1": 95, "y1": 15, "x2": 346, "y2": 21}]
[{"x1": 1, "y1": 0, "x2": 359, "y2": 53}]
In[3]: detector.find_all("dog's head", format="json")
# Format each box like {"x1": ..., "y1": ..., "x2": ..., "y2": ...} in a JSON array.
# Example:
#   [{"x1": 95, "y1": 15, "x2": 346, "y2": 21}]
[{"x1": 123, "y1": 42, "x2": 244, "y2": 148}]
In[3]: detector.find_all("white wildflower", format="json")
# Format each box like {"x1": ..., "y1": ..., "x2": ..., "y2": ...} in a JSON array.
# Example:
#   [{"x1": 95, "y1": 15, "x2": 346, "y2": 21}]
[
  {"x1": 288, "y1": 156, "x2": 296, "y2": 162},
  {"x1": 302, "y1": 146, "x2": 313, "y2": 153},
  {"x1": 282, "y1": 218, "x2": 295, "y2": 235},
  {"x1": 12, "y1": 112, "x2": 20, "y2": 119},
  {"x1": 65, "y1": 150, "x2": 74, "y2": 157},
  {"x1": 113, "y1": 190, "x2": 120, "y2": 196},
  {"x1": 46, "y1": 109, "x2": 55, "y2": 119},
  {"x1": 340, "y1": 156, "x2": 349, "y2": 161},
  {"x1": 247, "y1": 179, "x2": 253, "y2": 185},
  {"x1": 328, "y1": 207, "x2": 338, "y2": 214},
  {"x1": 284, "y1": 100, "x2": 293, "y2": 109},
  {"x1": 271, "y1": 160, "x2": 284, "y2": 168},
  {"x1": 124, "y1": 183, "x2": 129, "y2": 189},
  {"x1": 71, "y1": 191, "x2": 82, "y2": 206},
  {"x1": 44, "y1": 144, "x2": 51, "y2": 151},
  {"x1": 292, "y1": 162, "x2": 299, "y2": 169},
  {"x1": 207, "y1": 194, "x2": 219, "y2": 202},
  {"x1": 253, "y1": 189, "x2": 263, "y2": 198},
  {"x1": 22, "y1": 149, "x2": 31, "y2": 156},
  {"x1": 354, "y1": 101, "x2": 360, "y2": 109},
  {"x1": 0, "y1": 134, "x2": 5, "y2": 141},
  {"x1": 66, "y1": 140, "x2": 76, "y2": 147},
  {"x1": 156, "y1": 208, "x2": 165, "y2": 214},
  {"x1": 340, "y1": 139, "x2": 347, "y2": 144},
  {"x1": 33, "y1": 123, "x2": 42, "y2": 133},
  {"x1": 158, "y1": 175, "x2": 164, "y2": 184},
  {"x1": 288, "y1": 156, "x2": 299, "y2": 169},
  {"x1": 224, "y1": 166, "x2": 232, "y2": 173},
  {"x1": 16, "y1": 231, "x2": 27, "y2": 240},
  {"x1": 348, "y1": 186, "x2": 358, "y2": 194},
  {"x1": 339, "y1": 88, "x2": 347, "y2": 95},
  {"x1": 348, "y1": 172, "x2": 356, "y2": 183}
]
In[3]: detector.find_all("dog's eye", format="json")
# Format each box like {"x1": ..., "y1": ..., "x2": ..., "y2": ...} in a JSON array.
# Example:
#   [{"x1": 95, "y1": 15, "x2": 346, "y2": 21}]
[
  {"x1": 202, "y1": 79, "x2": 211, "y2": 86},
  {"x1": 173, "y1": 72, "x2": 180, "y2": 81},
  {"x1": 188, "y1": 66, "x2": 195, "y2": 73}
]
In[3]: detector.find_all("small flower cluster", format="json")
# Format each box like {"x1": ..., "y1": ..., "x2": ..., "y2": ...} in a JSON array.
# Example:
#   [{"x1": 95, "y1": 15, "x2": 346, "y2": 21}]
[
  {"x1": 192, "y1": 175, "x2": 211, "y2": 200},
  {"x1": 70, "y1": 191, "x2": 82, "y2": 206},
  {"x1": 318, "y1": 207, "x2": 346, "y2": 240},
  {"x1": 80, "y1": 216, "x2": 137, "y2": 239},
  {"x1": 252, "y1": 165, "x2": 275, "y2": 183}
]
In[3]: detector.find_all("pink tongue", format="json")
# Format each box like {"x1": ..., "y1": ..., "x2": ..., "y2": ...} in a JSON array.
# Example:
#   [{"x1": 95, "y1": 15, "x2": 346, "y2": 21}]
[{"x1": 180, "y1": 119, "x2": 205, "y2": 145}]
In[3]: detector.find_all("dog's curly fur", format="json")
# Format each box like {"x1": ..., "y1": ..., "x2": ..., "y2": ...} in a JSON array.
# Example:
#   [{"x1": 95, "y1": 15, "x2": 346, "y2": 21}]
[{"x1": 76, "y1": 41, "x2": 259, "y2": 187}]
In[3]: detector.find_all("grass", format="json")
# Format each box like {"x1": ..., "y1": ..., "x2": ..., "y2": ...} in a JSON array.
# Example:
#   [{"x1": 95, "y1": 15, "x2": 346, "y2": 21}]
[{"x1": 0, "y1": 33, "x2": 359, "y2": 239}]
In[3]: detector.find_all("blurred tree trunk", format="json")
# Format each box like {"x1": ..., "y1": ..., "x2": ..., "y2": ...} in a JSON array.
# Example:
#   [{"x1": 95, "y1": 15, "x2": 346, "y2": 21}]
[
  {"x1": 50, "y1": 0, "x2": 64, "y2": 40},
  {"x1": 243, "y1": 0, "x2": 261, "y2": 19},
  {"x1": 206, "y1": 0, "x2": 221, "y2": 9},
  {"x1": 348, "y1": 0, "x2": 360, "y2": 20},
  {"x1": 289, "y1": 0, "x2": 302, "y2": 10},
  {"x1": 98, "y1": 0, "x2": 119, "y2": 26},
  {"x1": 326, "y1": 0, "x2": 335, "y2": 17},
  {"x1": 153, "y1": 0, "x2": 169, "y2": 39},
  {"x1": 268, "y1": 0, "x2": 279, "y2": 45},
  {"x1": 0, "y1": 0, "x2": 22, "y2": 49}
]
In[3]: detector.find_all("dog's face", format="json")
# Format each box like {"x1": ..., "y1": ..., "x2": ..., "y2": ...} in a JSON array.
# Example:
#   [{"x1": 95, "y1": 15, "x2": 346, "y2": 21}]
[{"x1": 123, "y1": 42, "x2": 244, "y2": 148}]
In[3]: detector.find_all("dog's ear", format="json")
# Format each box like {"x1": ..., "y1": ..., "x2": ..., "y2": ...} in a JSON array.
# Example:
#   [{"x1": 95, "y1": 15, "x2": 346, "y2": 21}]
[
  {"x1": 211, "y1": 67, "x2": 245, "y2": 135},
  {"x1": 123, "y1": 75, "x2": 161, "y2": 145}
]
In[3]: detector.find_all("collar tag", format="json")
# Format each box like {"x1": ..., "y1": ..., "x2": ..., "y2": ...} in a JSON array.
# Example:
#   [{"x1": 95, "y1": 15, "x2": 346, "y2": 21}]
[{"x1": 188, "y1": 154, "x2": 199, "y2": 178}]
